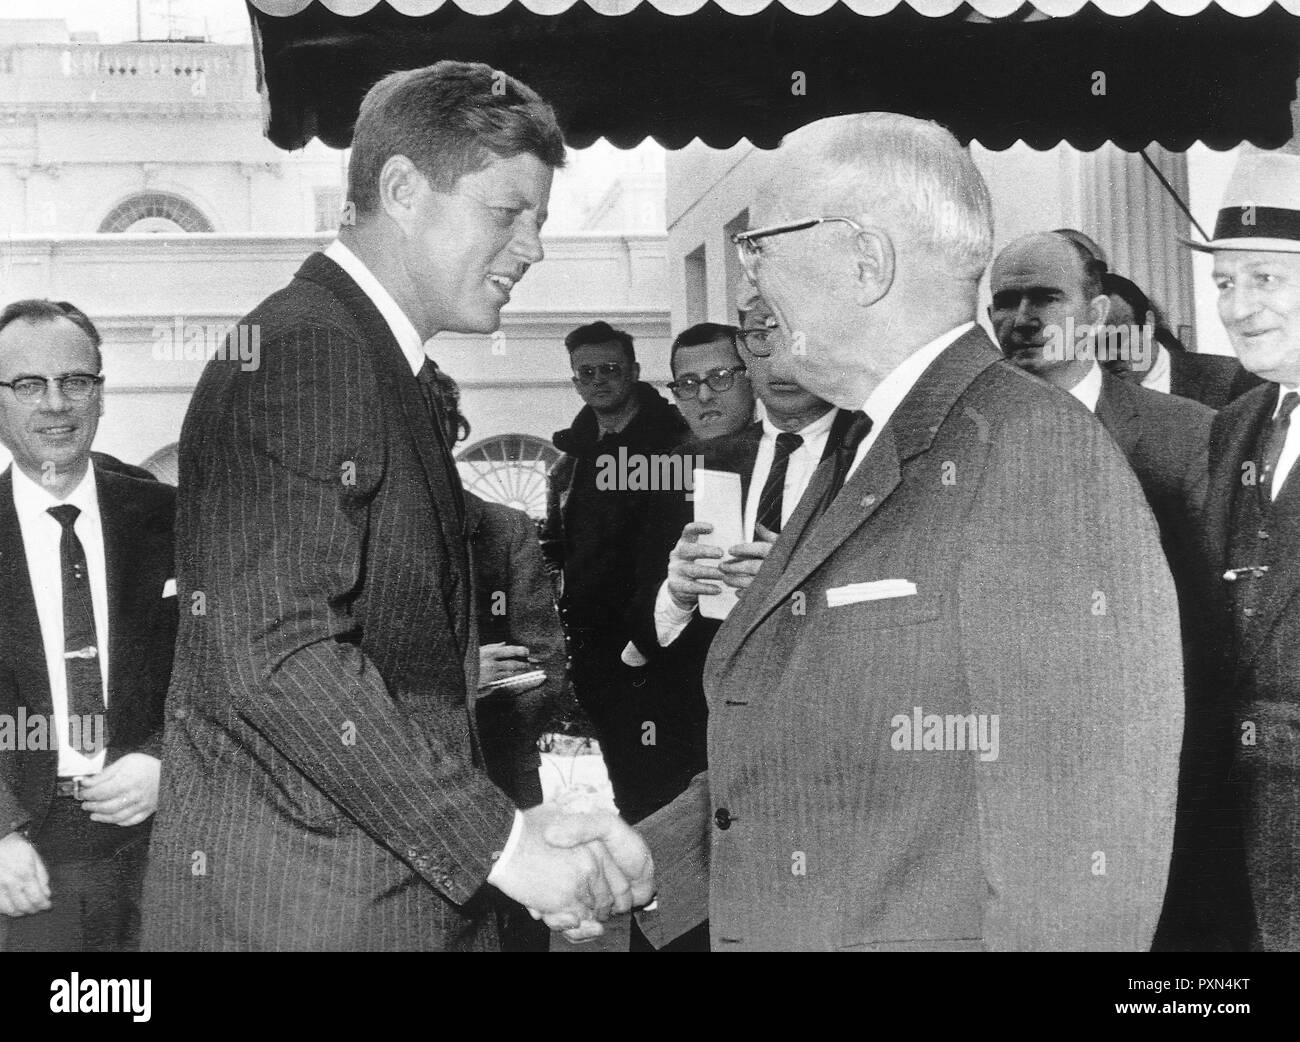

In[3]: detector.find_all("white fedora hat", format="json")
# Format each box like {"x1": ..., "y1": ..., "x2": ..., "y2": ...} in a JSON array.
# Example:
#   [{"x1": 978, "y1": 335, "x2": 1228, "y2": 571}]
[{"x1": 1185, "y1": 150, "x2": 1300, "y2": 255}]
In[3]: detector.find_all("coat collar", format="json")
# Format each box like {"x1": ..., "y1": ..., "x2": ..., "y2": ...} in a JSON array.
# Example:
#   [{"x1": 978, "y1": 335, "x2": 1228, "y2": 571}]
[{"x1": 713, "y1": 327, "x2": 1002, "y2": 657}]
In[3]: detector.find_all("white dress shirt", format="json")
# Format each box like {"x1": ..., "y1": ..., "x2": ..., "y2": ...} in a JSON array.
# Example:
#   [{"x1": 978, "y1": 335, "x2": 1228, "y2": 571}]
[
  {"x1": 848, "y1": 322, "x2": 975, "y2": 481},
  {"x1": 12, "y1": 463, "x2": 109, "y2": 776},
  {"x1": 1271, "y1": 383, "x2": 1300, "y2": 501},
  {"x1": 1140, "y1": 343, "x2": 1172, "y2": 396},
  {"x1": 329, "y1": 239, "x2": 526, "y2": 872},
  {"x1": 654, "y1": 407, "x2": 839, "y2": 647},
  {"x1": 1066, "y1": 360, "x2": 1104, "y2": 414},
  {"x1": 324, "y1": 239, "x2": 427, "y2": 376}
]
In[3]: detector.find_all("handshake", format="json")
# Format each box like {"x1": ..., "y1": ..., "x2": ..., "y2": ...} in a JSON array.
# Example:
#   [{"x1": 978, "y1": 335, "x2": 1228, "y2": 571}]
[{"x1": 489, "y1": 803, "x2": 655, "y2": 943}]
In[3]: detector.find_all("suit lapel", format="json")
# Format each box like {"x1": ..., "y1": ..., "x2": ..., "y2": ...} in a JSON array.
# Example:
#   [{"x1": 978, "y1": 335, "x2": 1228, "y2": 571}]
[
  {"x1": 95, "y1": 466, "x2": 149, "y2": 727},
  {"x1": 717, "y1": 329, "x2": 1001, "y2": 658},
  {"x1": 1207, "y1": 386, "x2": 1275, "y2": 575},
  {"x1": 0, "y1": 469, "x2": 53, "y2": 715},
  {"x1": 298, "y1": 254, "x2": 470, "y2": 648},
  {"x1": 1095, "y1": 373, "x2": 1141, "y2": 458}
]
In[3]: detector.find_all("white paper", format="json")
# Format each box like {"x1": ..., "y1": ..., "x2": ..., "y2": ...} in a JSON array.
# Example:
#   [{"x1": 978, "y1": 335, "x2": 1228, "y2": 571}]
[{"x1": 693, "y1": 468, "x2": 744, "y2": 620}]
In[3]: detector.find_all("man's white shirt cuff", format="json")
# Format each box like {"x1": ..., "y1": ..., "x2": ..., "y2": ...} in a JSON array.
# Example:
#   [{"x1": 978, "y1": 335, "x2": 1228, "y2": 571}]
[
  {"x1": 486, "y1": 810, "x2": 525, "y2": 885},
  {"x1": 654, "y1": 580, "x2": 696, "y2": 646}
]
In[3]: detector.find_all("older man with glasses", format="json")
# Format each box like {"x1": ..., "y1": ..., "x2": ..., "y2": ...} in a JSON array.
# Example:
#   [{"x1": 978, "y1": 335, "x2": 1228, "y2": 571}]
[
  {"x1": 551, "y1": 112, "x2": 1185, "y2": 951},
  {"x1": 0, "y1": 298, "x2": 177, "y2": 952}
]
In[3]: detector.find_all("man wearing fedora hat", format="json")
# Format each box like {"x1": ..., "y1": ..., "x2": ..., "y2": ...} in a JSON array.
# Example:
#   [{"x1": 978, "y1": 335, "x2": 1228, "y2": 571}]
[{"x1": 1195, "y1": 148, "x2": 1300, "y2": 951}]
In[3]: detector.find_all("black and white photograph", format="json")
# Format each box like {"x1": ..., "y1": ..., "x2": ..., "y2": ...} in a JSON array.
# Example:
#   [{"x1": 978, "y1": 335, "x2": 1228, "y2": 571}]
[{"x1": 0, "y1": 0, "x2": 1296, "y2": 1015}]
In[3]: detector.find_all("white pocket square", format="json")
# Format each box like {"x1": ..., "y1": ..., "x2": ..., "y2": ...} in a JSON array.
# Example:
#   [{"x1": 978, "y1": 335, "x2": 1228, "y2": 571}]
[
  {"x1": 826, "y1": 580, "x2": 917, "y2": 607},
  {"x1": 162, "y1": 578, "x2": 177, "y2": 598}
]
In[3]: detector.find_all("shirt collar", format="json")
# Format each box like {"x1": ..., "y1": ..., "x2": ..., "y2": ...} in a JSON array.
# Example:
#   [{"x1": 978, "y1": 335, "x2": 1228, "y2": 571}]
[
  {"x1": 1067, "y1": 361, "x2": 1104, "y2": 413},
  {"x1": 1141, "y1": 342, "x2": 1170, "y2": 390},
  {"x1": 861, "y1": 322, "x2": 975, "y2": 429},
  {"x1": 761, "y1": 404, "x2": 837, "y2": 441},
  {"x1": 12, "y1": 459, "x2": 99, "y2": 524},
  {"x1": 324, "y1": 239, "x2": 426, "y2": 377}
]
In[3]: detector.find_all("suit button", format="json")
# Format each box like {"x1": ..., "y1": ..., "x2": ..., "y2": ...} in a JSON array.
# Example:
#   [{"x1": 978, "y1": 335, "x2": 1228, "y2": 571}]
[
  {"x1": 1258, "y1": 530, "x2": 1270, "y2": 540},
  {"x1": 714, "y1": 807, "x2": 733, "y2": 830},
  {"x1": 1242, "y1": 608, "x2": 1259, "y2": 618},
  {"x1": 172, "y1": 708, "x2": 188, "y2": 721}
]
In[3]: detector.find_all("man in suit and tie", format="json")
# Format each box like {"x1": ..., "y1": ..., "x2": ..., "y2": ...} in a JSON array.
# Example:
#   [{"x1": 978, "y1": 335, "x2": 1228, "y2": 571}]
[
  {"x1": 554, "y1": 112, "x2": 1186, "y2": 950},
  {"x1": 142, "y1": 61, "x2": 652, "y2": 952},
  {"x1": 0, "y1": 299, "x2": 176, "y2": 952},
  {"x1": 1195, "y1": 150, "x2": 1300, "y2": 951},
  {"x1": 989, "y1": 232, "x2": 1244, "y2": 949}
]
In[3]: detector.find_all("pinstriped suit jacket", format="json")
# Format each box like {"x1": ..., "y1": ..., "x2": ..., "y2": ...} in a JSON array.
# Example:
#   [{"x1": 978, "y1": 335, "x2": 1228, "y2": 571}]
[
  {"x1": 638, "y1": 329, "x2": 1185, "y2": 951},
  {"x1": 141, "y1": 252, "x2": 517, "y2": 951}
]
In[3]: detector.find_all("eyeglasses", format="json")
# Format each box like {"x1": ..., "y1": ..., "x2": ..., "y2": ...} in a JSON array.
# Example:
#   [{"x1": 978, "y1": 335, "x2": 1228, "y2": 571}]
[
  {"x1": 572, "y1": 362, "x2": 626, "y2": 385},
  {"x1": 0, "y1": 373, "x2": 104, "y2": 404},
  {"x1": 731, "y1": 216, "x2": 865, "y2": 282},
  {"x1": 735, "y1": 317, "x2": 780, "y2": 358},
  {"x1": 666, "y1": 365, "x2": 748, "y2": 400}
]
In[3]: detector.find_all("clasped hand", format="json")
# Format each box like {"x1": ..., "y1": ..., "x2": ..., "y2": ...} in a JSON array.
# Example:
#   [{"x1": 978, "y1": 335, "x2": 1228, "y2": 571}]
[{"x1": 489, "y1": 804, "x2": 654, "y2": 943}]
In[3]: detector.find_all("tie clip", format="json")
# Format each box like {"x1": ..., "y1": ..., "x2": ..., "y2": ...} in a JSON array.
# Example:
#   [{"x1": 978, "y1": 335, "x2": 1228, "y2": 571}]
[
  {"x1": 63, "y1": 645, "x2": 98, "y2": 660},
  {"x1": 1223, "y1": 566, "x2": 1269, "y2": 582}
]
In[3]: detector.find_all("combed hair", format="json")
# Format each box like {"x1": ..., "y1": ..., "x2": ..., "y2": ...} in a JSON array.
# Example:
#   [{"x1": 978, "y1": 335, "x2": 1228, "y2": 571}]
[
  {"x1": 781, "y1": 112, "x2": 994, "y2": 282},
  {"x1": 564, "y1": 321, "x2": 635, "y2": 366},
  {"x1": 347, "y1": 60, "x2": 566, "y2": 217},
  {"x1": 1102, "y1": 272, "x2": 1151, "y2": 326},
  {"x1": 0, "y1": 298, "x2": 103, "y2": 370},
  {"x1": 670, "y1": 322, "x2": 740, "y2": 373}
]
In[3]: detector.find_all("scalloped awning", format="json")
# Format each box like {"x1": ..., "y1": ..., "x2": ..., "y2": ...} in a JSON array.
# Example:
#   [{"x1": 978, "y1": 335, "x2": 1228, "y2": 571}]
[{"x1": 247, "y1": 0, "x2": 1300, "y2": 150}]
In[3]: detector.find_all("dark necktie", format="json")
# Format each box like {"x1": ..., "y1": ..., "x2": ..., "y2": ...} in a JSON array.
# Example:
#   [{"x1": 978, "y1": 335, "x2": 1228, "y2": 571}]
[
  {"x1": 801, "y1": 410, "x2": 874, "y2": 538},
  {"x1": 754, "y1": 432, "x2": 803, "y2": 537},
  {"x1": 416, "y1": 357, "x2": 466, "y2": 527},
  {"x1": 1260, "y1": 391, "x2": 1300, "y2": 502},
  {"x1": 47, "y1": 504, "x2": 106, "y2": 755}
]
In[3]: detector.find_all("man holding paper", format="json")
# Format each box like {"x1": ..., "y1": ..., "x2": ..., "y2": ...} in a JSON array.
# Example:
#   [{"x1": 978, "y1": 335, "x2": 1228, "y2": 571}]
[{"x1": 556, "y1": 112, "x2": 1184, "y2": 950}]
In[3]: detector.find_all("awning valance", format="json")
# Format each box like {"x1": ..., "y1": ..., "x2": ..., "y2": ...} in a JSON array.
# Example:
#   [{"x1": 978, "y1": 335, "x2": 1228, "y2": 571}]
[
  {"x1": 247, "y1": 0, "x2": 1300, "y2": 18},
  {"x1": 247, "y1": 0, "x2": 1300, "y2": 150}
]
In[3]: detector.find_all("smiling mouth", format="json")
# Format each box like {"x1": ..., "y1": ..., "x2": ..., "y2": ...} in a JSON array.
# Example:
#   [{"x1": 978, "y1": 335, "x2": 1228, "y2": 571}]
[
  {"x1": 487, "y1": 273, "x2": 518, "y2": 296},
  {"x1": 38, "y1": 425, "x2": 77, "y2": 436}
]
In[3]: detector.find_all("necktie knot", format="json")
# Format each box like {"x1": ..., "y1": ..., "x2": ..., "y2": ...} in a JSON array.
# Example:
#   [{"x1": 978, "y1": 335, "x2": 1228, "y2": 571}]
[
  {"x1": 839, "y1": 410, "x2": 874, "y2": 458},
  {"x1": 774, "y1": 431, "x2": 803, "y2": 457},
  {"x1": 1278, "y1": 391, "x2": 1300, "y2": 424},
  {"x1": 48, "y1": 504, "x2": 81, "y2": 529}
]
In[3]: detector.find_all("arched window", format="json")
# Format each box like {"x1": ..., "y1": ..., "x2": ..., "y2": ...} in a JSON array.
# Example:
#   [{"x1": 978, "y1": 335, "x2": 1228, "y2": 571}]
[
  {"x1": 456, "y1": 434, "x2": 559, "y2": 519},
  {"x1": 99, "y1": 193, "x2": 214, "y2": 233}
]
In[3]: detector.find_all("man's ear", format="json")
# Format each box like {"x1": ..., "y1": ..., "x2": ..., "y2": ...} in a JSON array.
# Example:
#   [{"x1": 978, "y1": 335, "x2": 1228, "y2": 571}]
[
  {"x1": 850, "y1": 227, "x2": 895, "y2": 308},
  {"x1": 630, "y1": 362, "x2": 641, "y2": 383},
  {"x1": 1088, "y1": 293, "x2": 1111, "y2": 330},
  {"x1": 377, "y1": 155, "x2": 426, "y2": 230}
]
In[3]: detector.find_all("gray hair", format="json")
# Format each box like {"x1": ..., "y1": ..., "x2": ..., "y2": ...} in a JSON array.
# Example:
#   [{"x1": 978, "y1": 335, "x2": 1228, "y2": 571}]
[{"x1": 777, "y1": 112, "x2": 994, "y2": 282}]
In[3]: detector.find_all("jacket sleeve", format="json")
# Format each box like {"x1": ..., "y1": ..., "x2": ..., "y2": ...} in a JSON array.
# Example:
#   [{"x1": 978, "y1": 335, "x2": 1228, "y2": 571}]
[
  {"x1": 539, "y1": 454, "x2": 572, "y2": 579},
  {"x1": 958, "y1": 395, "x2": 1184, "y2": 951},
  {"x1": 635, "y1": 770, "x2": 712, "y2": 947}
]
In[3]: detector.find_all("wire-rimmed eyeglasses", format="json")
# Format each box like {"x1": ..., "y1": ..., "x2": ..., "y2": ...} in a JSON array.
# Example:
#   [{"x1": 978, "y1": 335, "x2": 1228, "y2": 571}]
[{"x1": 731, "y1": 216, "x2": 865, "y2": 283}]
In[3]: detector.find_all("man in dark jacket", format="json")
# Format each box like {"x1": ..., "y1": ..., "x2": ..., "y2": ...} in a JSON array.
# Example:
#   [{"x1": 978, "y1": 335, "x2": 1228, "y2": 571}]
[{"x1": 541, "y1": 321, "x2": 689, "y2": 823}]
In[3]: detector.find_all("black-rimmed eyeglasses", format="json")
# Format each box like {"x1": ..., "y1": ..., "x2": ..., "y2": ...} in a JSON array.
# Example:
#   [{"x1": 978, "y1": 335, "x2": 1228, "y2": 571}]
[
  {"x1": 731, "y1": 216, "x2": 865, "y2": 282},
  {"x1": 666, "y1": 365, "x2": 747, "y2": 400},
  {"x1": 0, "y1": 373, "x2": 104, "y2": 404}
]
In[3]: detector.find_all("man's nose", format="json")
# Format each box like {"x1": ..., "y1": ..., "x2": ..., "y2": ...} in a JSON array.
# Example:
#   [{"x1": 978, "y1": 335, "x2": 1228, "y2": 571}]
[
  {"x1": 511, "y1": 221, "x2": 545, "y2": 266},
  {"x1": 1221, "y1": 283, "x2": 1259, "y2": 324},
  {"x1": 696, "y1": 382, "x2": 717, "y2": 403},
  {"x1": 41, "y1": 383, "x2": 73, "y2": 410},
  {"x1": 1014, "y1": 300, "x2": 1039, "y2": 327}
]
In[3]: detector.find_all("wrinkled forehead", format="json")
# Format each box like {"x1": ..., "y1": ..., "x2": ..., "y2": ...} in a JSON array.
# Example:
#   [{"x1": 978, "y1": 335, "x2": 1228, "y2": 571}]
[
  {"x1": 990, "y1": 241, "x2": 1081, "y2": 293},
  {"x1": 0, "y1": 316, "x2": 98, "y2": 373}
]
